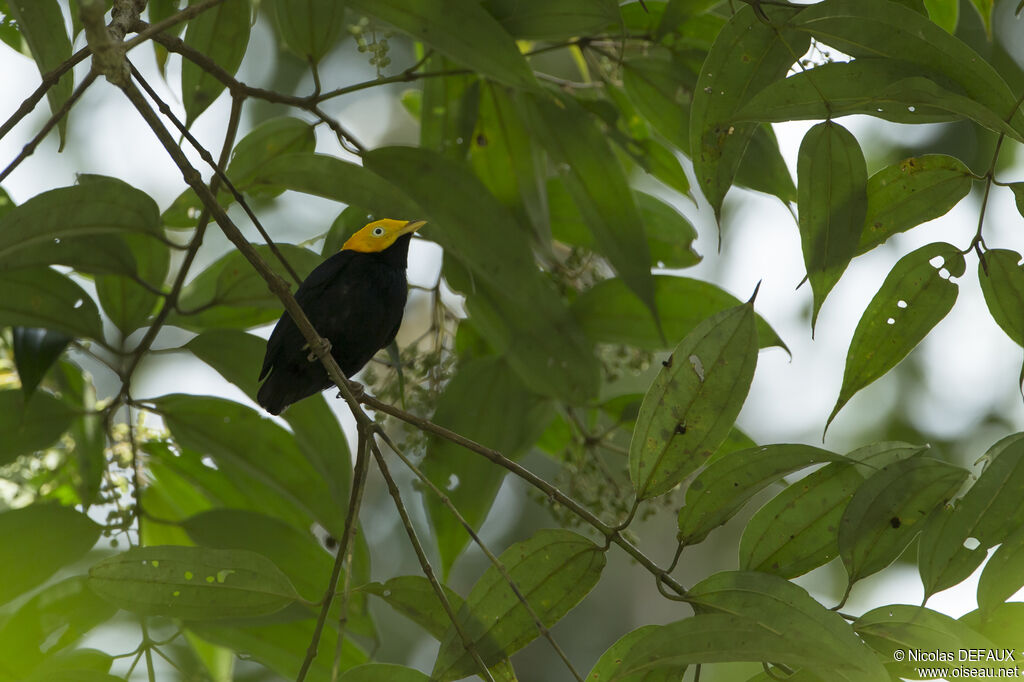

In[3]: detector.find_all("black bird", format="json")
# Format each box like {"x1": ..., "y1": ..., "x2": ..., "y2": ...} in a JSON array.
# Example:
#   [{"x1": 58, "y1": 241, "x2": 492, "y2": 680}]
[{"x1": 257, "y1": 218, "x2": 426, "y2": 415}]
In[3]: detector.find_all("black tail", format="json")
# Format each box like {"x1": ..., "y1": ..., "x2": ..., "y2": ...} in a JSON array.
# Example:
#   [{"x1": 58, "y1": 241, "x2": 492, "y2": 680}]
[{"x1": 256, "y1": 372, "x2": 294, "y2": 415}]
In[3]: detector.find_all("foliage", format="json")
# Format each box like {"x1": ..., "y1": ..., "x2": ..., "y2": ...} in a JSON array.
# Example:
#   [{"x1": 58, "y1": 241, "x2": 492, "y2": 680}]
[{"x1": 1, "y1": 0, "x2": 1024, "y2": 680}]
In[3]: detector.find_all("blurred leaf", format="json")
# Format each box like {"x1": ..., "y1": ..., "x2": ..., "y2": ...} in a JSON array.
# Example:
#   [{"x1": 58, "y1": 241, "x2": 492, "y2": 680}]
[
  {"x1": 0, "y1": 577, "x2": 116, "y2": 680},
  {"x1": 5, "y1": 0, "x2": 72, "y2": 147},
  {"x1": 797, "y1": 120, "x2": 868, "y2": 329},
  {"x1": 95, "y1": 234, "x2": 169, "y2": 335},
  {"x1": 587, "y1": 625, "x2": 685, "y2": 682},
  {"x1": 0, "y1": 504, "x2": 100, "y2": 606},
  {"x1": 227, "y1": 116, "x2": 317, "y2": 197},
  {"x1": 148, "y1": 0, "x2": 184, "y2": 75},
  {"x1": 630, "y1": 303, "x2": 759, "y2": 500},
  {"x1": 690, "y1": 571, "x2": 888, "y2": 681},
  {"x1": 961, "y1": 603, "x2": 1024, "y2": 651},
  {"x1": 419, "y1": 54, "x2": 478, "y2": 159},
  {"x1": 977, "y1": 522, "x2": 1024, "y2": 616},
  {"x1": 423, "y1": 357, "x2": 551, "y2": 576},
  {"x1": 919, "y1": 433, "x2": 1024, "y2": 599},
  {"x1": 678, "y1": 444, "x2": 844, "y2": 545},
  {"x1": 271, "y1": 0, "x2": 344, "y2": 63},
  {"x1": 793, "y1": 0, "x2": 1023, "y2": 137},
  {"x1": 655, "y1": 0, "x2": 719, "y2": 39},
  {"x1": 338, "y1": 665, "x2": 430, "y2": 682},
  {"x1": 58, "y1": 362, "x2": 105, "y2": 507},
  {"x1": 24, "y1": 653, "x2": 119, "y2": 682},
  {"x1": 631, "y1": 137, "x2": 692, "y2": 197},
  {"x1": 924, "y1": 0, "x2": 959, "y2": 33},
  {"x1": 365, "y1": 576, "x2": 465, "y2": 640},
  {"x1": 734, "y1": 124, "x2": 797, "y2": 205},
  {"x1": 483, "y1": 0, "x2": 617, "y2": 38},
  {"x1": 572, "y1": 275, "x2": 786, "y2": 352},
  {"x1": 526, "y1": 94, "x2": 658, "y2": 323},
  {"x1": 967, "y1": 0, "x2": 993, "y2": 36},
  {"x1": 828, "y1": 243, "x2": 964, "y2": 430},
  {"x1": 322, "y1": 206, "x2": 372, "y2": 256},
  {"x1": 169, "y1": 244, "x2": 321, "y2": 331},
  {"x1": 979, "y1": 249, "x2": 1024, "y2": 348},
  {"x1": 859, "y1": 156, "x2": 973, "y2": 254},
  {"x1": 433, "y1": 530, "x2": 605, "y2": 680},
  {"x1": 182, "y1": 0, "x2": 251, "y2": 124},
  {"x1": 88, "y1": 545, "x2": 300, "y2": 619},
  {"x1": 623, "y1": 56, "x2": 691, "y2": 152},
  {"x1": 154, "y1": 394, "x2": 344, "y2": 535},
  {"x1": 12, "y1": 326, "x2": 71, "y2": 398},
  {"x1": 840, "y1": 456, "x2": 967, "y2": 584},
  {"x1": 348, "y1": 0, "x2": 536, "y2": 88},
  {"x1": 0, "y1": 389, "x2": 75, "y2": 466},
  {"x1": 690, "y1": 3, "x2": 808, "y2": 218}
]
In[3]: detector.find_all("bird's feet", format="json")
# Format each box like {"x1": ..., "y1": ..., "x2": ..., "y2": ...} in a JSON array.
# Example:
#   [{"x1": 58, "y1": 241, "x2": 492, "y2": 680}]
[
  {"x1": 306, "y1": 337, "x2": 333, "y2": 362},
  {"x1": 336, "y1": 379, "x2": 365, "y2": 401}
]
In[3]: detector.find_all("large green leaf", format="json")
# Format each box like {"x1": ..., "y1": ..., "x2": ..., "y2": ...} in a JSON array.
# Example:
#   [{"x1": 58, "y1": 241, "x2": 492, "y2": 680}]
[
  {"x1": 365, "y1": 576, "x2": 466, "y2": 641},
  {"x1": 918, "y1": 433, "x2": 1024, "y2": 599},
  {"x1": 337, "y1": 665, "x2": 429, "y2": 682},
  {"x1": 797, "y1": 120, "x2": 868, "y2": 329},
  {"x1": 629, "y1": 303, "x2": 759, "y2": 500},
  {"x1": 979, "y1": 249, "x2": 1024, "y2": 348},
  {"x1": 182, "y1": 0, "x2": 251, "y2": 124},
  {"x1": 690, "y1": 571, "x2": 888, "y2": 682},
  {"x1": 423, "y1": 357, "x2": 551, "y2": 577},
  {"x1": 690, "y1": 3, "x2": 809, "y2": 218},
  {"x1": 433, "y1": 530, "x2": 605, "y2": 680},
  {"x1": 623, "y1": 56, "x2": 692, "y2": 152},
  {"x1": 0, "y1": 389, "x2": 76, "y2": 466},
  {"x1": 840, "y1": 456, "x2": 968, "y2": 585},
  {"x1": 347, "y1": 0, "x2": 536, "y2": 88},
  {"x1": 734, "y1": 123, "x2": 797, "y2": 205},
  {"x1": 168, "y1": 244, "x2": 322, "y2": 331},
  {"x1": 5, "y1": 0, "x2": 72, "y2": 146},
  {"x1": 482, "y1": 0, "x2": 617, "y2": 38},
  {"x1": 88, "y1": 545, "x2": 300, "y2": 619},
  {"x1": 226, "y1": 116, "x2": 317, "y2": 198},
  {"x1": 11, "y1": 327, "x2": 71, "y2": 398},
  {"x1": 270, "y1": 0, "x2": 345, "y2": 63},
  {"x1": 0, "y1": 504, "x2": 100, "y2": 606},
  {"x1": 977, "y1": 522, "x2": 1024, "y2": 617},
  {"x1": 95, "y1": 234, "x2": 170, "y2": 335},
  {"x1": 0, "y1": 268, "x2": 105, "y2": 341},
  {"x1": 678, "y1": 444, "x2": 844, "y2": 546},
  {"x1": 587, "y1": 625, "x2": 685, "y2": 682},
  {"x1": 859, "y1": 156, "x2": 973, "y2": 254},
  {"x1": 572, "y1": 275, "x2": 786, "y2": 352}
]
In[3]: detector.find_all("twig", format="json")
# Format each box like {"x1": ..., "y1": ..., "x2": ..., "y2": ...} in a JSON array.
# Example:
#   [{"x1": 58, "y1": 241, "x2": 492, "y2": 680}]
[{"x1": 0, "y1": 48, "x2": 90, "y2": 144}]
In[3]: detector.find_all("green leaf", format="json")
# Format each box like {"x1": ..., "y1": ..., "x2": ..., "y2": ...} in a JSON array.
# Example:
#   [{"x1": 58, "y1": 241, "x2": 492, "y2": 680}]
[
  {"x1": 690, "y1": 3, "x2": 809, "y2": 219},
  {"x1": 482, "y1": 0, "x2": 617, "y2": 38},
  {"x1": 347, "y1": 0, "x2": 536, "y2": 88},
  {"x1": 0, "y1": 177, "x2": 162, "y2": 269},
  {"x1": 182, "y1": 0, "x2": 251, "y2": 124},
  {"x1": 797, "y1": 120, "x2": 868, "y2": 329},
  {"x1": 525, "y1": 94, "x2": 658, "y2": 323},
  {"x1": 572, "y1": 275, "x2": 786, "y2": 352},
  {"x1": 322, "y1": 206, "x2": 371, "y2": 257},
  {"x1": 690, "y1": 571, "x2": 889, "y2": 682},
  {"x1": 924, "y1": 0, "x2": 959, "y2": 32},
  {"x1": 860, "y1": 156, "x2": 973, "y2": 254},
  {"x1": 0, "y1": 268, "x2": 105, "y2": 341},
  {"x1": 88, "y1": 545, "x2": 300, "y2": 619},
  {"x1": 271, "y1": 0, "x2": 344, "y2": 63},
  {"x1": 828, "y1": 243, "x2": 965, "y2": 430},
  {"x1": 338, "y1": 665, "x2": 429, "y2": 682},
  {"x1": 740, "y1": 442, "x2": 925, "y2": 579},
  {"x1": 5, "y1": 0, "x2": 72, "y2": 147},
  {"x1": 0, "y1": 504, "x2": 100, "y2": 606},
  {"x1": 630, "y1": 137, "x2": 692, "y2": 198},
  {"x1": 629, "y1": 303, "x2": 759, "y2": 500},
  {"x1": 678, "y1": 445, "x2": 844, "y2": 545},
  {"x1": 977, "y1": 522, "x2": 1024, "y2": 617},
  {"x1": 95, "y1": 234, "x2": 169, "y2": 335},
  {"x1": 587, "y1": 625, "x2": 685, "y2": 682},
  {"x1": 0, "y1": 388, "x2": 75, "y2": 466},
  {"x1": 840, "y1": 456, "x2": 968, "y2": 584},
  {"x1": 1010, "y1": 183, "x2": 1024, "y2": 219},
  {"x1": 168, "y1": 244, "x2": 322, "y2": 331},
  {"x1": 967, "y1": 0, "x2": 993, "y2": 36},
  {"x1": 855, "y1": 605, "x2": 1006, "y2": 677},
  {"x1": 419, "y1": 54, "x2": 479, "y2": 159},
  {"x1": 734, "y1": 123, "x2": 797, "y2": 205},
  {"x1": 0, "y1": 577, "x2": 116, "y2": 680},
  {"x1": 365, "y1": 576, "x2": 466, "y2": 640},
  {"x1": 423, "y1": 357, "x2": 551, "y2": 577},
  {"x1": 793, "y1": 0, "x2": 1023, "y2": 138},
  {"x1": 12, "y1": 327, "x2": 71, "y2": 398},
  {"x1": 227, "y1": 117, "x2": 317, "y2": 197},
  {"x1": 433, "y1": 530, "x2": 605, "y2": 680},
  {"x1": 918, "y1": 433, "x2": 1024, "y2": 599},
  {"x1": 154, "y1": 394, "x2": 344, "y2": 535},
  {"x1": 623, "y1": 56, "x2": 691, "y2": 152},
  {"x1": 655, "y1": 0, "x2": 720, "y2": 40},
  {"x1": 960, "y1": 603, "x2": 1024, "y2": 651},
  {"x1": 979, "y1": 249, "x2": 1024, "y2": 347}
]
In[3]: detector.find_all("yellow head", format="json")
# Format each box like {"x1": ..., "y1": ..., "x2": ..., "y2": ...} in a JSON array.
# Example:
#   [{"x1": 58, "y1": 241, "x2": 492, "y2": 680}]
[{"x1": 342, "y1": 219, "x2": 426, "y2": 253}]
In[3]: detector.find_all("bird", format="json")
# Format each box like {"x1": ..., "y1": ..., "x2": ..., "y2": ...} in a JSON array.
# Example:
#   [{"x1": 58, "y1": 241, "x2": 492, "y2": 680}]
[{"x1": 256, "y1": 218, "x2": 426, "y2": 415}]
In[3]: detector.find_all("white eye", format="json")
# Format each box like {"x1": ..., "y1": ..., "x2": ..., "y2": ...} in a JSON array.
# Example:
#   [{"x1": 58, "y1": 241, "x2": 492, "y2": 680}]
[{"x1": 372, "y1": 227, "x2": 386, "y2": 237}]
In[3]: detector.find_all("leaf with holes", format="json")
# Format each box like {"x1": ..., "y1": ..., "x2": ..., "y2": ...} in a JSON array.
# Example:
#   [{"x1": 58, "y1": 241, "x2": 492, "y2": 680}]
[
  {"x1": 182, "y1": 0, "x2": 251, "y2": 124},
  {"x1": 629, "y1": 303, "x2": 759, "y2": 500},
  {"x1": 797, "y1": 120, "x2": 868, "y2": 329},
  {"x1": 678, "y1": 444, "x2": 844, "y2": 546},
  {"x1": 979, "y1": 249, "x2": 1024, "y2": 348},
  {"x1": 840, "y1": 456, "x2": 968, "y2": 585},
  {"x1": 88, "y1": 546, "x2": 300, "y2": 620},
  {"x1": 919, "y1": 433, "x2": 1024, "y2": 599},
  {"x1": 432, "y1": 530, "x2": 605, "y2": 681},
  {"x1": 689, "y1": 3, "x2": 809, "y2": 219},
  {"x1": 828, "y1": 243, "x2": 964, "y2": 431}
]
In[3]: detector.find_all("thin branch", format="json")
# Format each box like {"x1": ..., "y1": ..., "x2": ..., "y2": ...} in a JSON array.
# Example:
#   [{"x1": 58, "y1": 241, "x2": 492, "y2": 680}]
[
  {"x1": 0, "y1": 47, "x2": 90, "y2": 144},
  {"x1": 123, "y1": 0, "x2": 228, "y2": 51}
]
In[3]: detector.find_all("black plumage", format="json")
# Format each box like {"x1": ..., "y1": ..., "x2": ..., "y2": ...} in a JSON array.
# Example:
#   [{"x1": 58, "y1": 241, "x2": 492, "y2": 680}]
[{"x1": 256, "y1": 231, "x2": 415, "y2": 415}]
